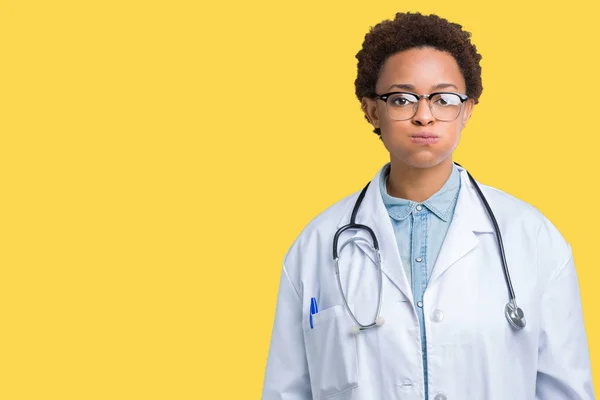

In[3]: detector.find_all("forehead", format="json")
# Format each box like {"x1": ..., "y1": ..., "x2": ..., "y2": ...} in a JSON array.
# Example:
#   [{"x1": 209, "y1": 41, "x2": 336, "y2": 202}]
[{"x1": 376, "y1": 47, "x2": 466, "y2": 92}]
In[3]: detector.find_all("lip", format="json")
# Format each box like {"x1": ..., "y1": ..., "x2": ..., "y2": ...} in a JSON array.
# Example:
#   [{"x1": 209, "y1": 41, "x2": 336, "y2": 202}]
[
  {"x1": 410, "y1": 132, "x2": 439, "y2": 138},
  {"x1": 410, "y1": 132, "x2": 440, "y2": 144}
]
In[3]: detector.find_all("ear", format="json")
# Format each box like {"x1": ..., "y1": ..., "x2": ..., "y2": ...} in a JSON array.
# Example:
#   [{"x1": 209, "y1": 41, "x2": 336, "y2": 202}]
[
  {"x1": 361, "y1": 97, "x2": 380, "y2": 129},
  {"x1": 461, "y1": 98, "x2": 475, "y2": 126}
]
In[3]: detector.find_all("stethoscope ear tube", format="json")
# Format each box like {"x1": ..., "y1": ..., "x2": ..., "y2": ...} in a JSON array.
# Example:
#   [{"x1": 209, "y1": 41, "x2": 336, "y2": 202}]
[
  {"x1": 333, "y1": 181, "x2": 379, "y2": 260},
  {"x1": 333, "y1": 223, "x2": 379, "y2": 260}
]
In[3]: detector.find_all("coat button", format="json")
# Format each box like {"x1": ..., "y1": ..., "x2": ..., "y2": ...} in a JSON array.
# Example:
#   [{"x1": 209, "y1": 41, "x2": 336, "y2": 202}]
[
  {"x1": 431, "y1": 309, "x2": 444, "y2": 323},
  {"x1": 434, "y1": 394, "x2": 447, "y2": 400},
  {"x1": 397, "y1": 378, "x2": 413, "y2": 387}
]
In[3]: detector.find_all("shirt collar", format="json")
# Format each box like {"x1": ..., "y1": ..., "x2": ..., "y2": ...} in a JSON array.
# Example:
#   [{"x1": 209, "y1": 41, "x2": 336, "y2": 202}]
[{"x1": 379, "y1": 162, "x2": 461, "y2": 222}]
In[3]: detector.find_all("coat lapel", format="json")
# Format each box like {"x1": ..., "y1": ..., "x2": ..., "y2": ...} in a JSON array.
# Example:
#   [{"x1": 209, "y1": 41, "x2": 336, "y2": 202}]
[
  {"x1": 336, "y1": 167, "x2": 413, "y2": 303},
  {"x1": 427, "y1": 165, "x2": 495, "y2": 286}
]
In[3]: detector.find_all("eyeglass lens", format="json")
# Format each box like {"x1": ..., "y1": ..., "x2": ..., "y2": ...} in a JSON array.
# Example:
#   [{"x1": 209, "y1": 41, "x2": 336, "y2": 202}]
[{"x1": 385, "y1": 93, "x2": 462, "y2": 121}]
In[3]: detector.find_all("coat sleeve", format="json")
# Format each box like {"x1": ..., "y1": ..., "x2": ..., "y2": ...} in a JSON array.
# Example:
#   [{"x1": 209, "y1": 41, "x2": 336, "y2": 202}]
[
  {"x1": 535, "y1": 246, "x2": 595, "y2": 399},
  {"x1": 262, "y1": 264, "x2": 312, "y2": 400}
]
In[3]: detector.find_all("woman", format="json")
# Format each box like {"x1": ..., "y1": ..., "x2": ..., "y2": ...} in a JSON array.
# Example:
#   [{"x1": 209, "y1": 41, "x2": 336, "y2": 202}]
[{"x1": 262, "y1": 12, "x2": 594, "y2": 400}]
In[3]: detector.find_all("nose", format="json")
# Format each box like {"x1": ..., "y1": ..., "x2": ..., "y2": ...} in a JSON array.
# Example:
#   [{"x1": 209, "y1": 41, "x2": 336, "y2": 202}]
[{"x1": 412, "y1": 98, "x2": 435, "y2": 126}]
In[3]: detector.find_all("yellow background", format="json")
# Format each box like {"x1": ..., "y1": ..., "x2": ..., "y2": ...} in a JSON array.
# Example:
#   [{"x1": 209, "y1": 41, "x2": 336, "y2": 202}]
[{"x1": 0, "y1": 0, "x2": 598, "y2": 398}]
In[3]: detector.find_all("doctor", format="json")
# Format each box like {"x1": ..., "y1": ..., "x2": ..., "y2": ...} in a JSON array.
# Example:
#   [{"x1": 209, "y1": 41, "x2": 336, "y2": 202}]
[{"x1": 262, "y1": 12, "x2": 594, "y2": 400}]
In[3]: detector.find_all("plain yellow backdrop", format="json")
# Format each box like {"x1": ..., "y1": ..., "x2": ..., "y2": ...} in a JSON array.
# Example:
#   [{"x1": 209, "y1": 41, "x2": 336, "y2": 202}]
[{"x1": 0, "y1": 0, "x2": 598, "y2": 398}]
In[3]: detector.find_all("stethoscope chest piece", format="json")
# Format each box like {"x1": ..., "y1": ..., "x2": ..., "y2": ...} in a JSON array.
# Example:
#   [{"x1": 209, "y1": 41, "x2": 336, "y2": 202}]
[{"x1": 505, "y1": 301, "x2": 526, "y2": 329}]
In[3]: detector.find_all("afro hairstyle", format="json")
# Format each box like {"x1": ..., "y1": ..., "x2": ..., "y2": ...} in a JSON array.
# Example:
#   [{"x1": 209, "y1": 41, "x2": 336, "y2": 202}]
[{"x1": 355, "y1": 12, "x2": 483, "y2": 136}]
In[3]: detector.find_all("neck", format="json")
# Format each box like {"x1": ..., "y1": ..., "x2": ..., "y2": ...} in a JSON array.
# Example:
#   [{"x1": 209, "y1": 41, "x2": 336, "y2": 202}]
[{"x1": 386, "y1": 158, "x2": 453, "y2": 203}]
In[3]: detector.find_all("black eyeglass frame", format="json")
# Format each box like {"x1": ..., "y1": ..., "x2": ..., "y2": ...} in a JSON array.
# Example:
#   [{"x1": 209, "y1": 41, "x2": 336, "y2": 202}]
[{"x1": 375, "y1": 91, "x2": 469, "y2": 121}]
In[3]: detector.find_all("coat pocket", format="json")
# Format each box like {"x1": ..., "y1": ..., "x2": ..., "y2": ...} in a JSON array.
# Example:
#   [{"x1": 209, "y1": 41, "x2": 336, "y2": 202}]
[{"x1": 305, "y1": 304, "x2": 359, "y2": 399}]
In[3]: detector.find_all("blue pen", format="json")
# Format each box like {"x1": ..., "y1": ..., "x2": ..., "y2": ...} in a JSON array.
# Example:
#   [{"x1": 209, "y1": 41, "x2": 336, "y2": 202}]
[{"x1": 309, "y1": 297, "x2": 319, "y2": 329}]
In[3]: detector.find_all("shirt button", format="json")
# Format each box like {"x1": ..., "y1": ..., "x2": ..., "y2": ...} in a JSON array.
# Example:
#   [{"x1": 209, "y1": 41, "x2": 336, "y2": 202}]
[
  {"x1": 417, "y1": 301, "x2": 423, "y2": 308},
  {"x1": 431, "y1": 309, "x2": 444, "y2": 323},
  {"x1": 434, "y1": 394, "x2": 447, "y2": 400},
  {"x1": 415, "y1": 257, "x2": 422, "y2": 262},
  {"x1": 416, "y1": 205, "x2": 423, "y2": 211}
]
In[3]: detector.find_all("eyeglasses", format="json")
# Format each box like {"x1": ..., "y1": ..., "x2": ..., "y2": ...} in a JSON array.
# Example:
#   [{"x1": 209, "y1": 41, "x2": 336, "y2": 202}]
[{"x1": 376, "y1": 91, "x2": 469, "y2": 122}]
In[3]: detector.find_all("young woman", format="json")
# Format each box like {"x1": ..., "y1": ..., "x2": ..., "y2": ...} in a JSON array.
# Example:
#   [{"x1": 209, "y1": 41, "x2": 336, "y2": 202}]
[{"x1": 262, "y1": 12, "x2": 594, "y2": 400}]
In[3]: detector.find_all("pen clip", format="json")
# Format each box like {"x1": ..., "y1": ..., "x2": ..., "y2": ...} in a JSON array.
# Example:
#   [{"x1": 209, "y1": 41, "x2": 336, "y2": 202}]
[{"x1": 309, "y1": 297, "x2": 318, "y2": 329}]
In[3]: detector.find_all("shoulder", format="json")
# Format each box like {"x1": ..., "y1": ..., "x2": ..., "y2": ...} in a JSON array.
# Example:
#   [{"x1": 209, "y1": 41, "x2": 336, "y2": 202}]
[
  {"x1": 477, "y1": 181, "x2": 542, "y2": 220},
  {"x1": 476, "y1": 180, "x2": 572, "y2": 271},
  {"x1": 468, "y1": 176, "x2": 547, "y2": 228},
  {"x1": 283, "y1": 189, "x2": 360, "y2": 267}
]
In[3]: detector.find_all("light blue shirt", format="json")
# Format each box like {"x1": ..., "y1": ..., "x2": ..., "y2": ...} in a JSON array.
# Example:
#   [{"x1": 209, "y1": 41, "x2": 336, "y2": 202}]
[{"x1": 379, "y1": 162, "x2": 461, "y2": 399}]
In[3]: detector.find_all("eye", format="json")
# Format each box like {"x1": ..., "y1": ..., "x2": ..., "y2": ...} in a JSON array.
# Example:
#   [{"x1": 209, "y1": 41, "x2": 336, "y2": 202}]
[
  {"x1": 388, "y1": 93, "x2": 417, "y2": 107},
  {"x1": 391, "y1": 97, "x2": 408, "y2": 106},
  {"x1": 433, "y1": 94, "x2": 461, "y2": 106}
]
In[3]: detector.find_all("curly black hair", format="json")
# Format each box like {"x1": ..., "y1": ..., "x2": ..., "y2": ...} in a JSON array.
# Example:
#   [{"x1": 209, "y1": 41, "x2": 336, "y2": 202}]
[{"x1": 355, "y1": 12, "x2": 483, "y2": 136}]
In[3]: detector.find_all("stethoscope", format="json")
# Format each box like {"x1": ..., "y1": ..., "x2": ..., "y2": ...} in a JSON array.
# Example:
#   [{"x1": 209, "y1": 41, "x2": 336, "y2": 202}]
[{"x1": 332, "y1": 162, "x2": 526, "y2": 334}]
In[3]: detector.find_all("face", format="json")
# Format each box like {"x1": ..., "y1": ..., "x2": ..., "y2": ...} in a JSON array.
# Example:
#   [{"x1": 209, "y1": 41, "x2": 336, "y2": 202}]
[{"x1": 361, "y1": 47, "x2": 474, "y2": 169}]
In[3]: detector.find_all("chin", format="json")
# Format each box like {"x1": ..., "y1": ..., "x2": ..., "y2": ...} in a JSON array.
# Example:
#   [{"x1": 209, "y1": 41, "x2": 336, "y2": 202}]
[
  {"x1": 384, "y1": 137, "x2": 456, "y2": 169},
  {"x1": 396, "y1": 153, "x2": 451, "y2": 169},
  {"x1": 409, "y1": 160, "x2": 443, "y2": 169}
]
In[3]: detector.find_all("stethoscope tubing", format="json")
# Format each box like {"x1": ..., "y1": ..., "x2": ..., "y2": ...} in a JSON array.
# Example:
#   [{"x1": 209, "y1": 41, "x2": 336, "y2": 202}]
[
  {"x1": 332, "y1": 162, "x2": 525, "y2": 331},
  {"x1": 456, "y1": 163, "x2": 516, "y2": 301}
]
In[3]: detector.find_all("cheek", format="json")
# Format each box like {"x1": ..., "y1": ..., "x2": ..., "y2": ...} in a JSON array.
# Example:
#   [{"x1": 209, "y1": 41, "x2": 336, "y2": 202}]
[
  {"x1": 441, "y1": 120, "x2": 464, "y2": 144},
  {"x1": 444, "y1": 128, "x2": 462, "y2": 155}
]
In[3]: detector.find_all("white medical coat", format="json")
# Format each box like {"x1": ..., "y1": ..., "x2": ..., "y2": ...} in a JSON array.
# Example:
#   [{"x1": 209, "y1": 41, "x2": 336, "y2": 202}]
[{"x1": 262, "y1": 164, "x2": 594, "y2": 400}]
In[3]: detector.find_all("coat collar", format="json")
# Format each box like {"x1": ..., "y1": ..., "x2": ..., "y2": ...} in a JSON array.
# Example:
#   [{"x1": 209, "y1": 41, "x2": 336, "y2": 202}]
[{"x1": 335, "y1": 162, "x2": 495, "y2": 301}]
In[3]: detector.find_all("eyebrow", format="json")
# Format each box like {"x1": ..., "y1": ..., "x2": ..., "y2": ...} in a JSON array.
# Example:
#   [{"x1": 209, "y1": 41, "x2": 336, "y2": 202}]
[{"x1": 387, "y1": 83, "x2": 459, "y2": 91}]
